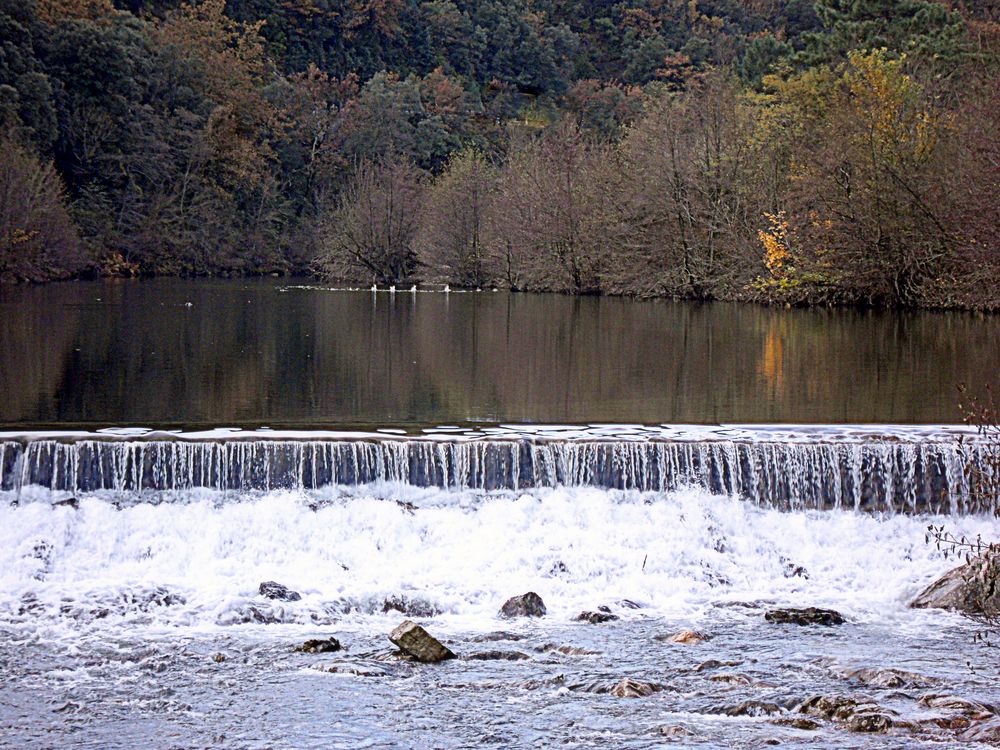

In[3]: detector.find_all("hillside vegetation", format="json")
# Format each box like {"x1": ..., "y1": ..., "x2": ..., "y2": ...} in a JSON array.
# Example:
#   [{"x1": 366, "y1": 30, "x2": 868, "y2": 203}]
[{"x1": 1, "y1": 0, "x2": 997, "y2": 307}]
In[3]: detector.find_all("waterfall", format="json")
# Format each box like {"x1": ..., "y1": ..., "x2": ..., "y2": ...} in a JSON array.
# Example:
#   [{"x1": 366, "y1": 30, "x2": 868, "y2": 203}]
[{"x1": 0, "y1": 432, "x2": 990, "y2": 513}]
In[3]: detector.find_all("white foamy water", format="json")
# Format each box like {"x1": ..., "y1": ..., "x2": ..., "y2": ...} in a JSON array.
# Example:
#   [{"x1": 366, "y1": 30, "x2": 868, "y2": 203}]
[{"x1": 1, "y1": 484, "x2": 993, "y2": 639}]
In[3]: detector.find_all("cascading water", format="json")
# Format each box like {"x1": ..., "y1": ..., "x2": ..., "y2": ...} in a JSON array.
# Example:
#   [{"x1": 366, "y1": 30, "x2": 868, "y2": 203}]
[
  {"x1": 0, "y1": 425, "x2": 990, "y2": 513},
  {"x1": 2, "y1": 426, "x2": 998, "y2": 749}
]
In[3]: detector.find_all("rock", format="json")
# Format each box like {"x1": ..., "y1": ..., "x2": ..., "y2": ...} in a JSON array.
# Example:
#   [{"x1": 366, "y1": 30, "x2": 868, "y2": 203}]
[
  {"x1": 770, "y1": 718, "x2": 820, "y2": 730},
  {"x1": 547, "y1": 561, "x2": 570, "y2": 577},
  {"x1": 53, "y1": 497, "x2": 79, "y2": 509},
  {"x1": 764, "y1": 607, "x2": 844, "y2": 626},
  {"x1": 845, "y1": 667, "x2": 934, "y2": 689},
  {"x1": 295, "y1": 637, "x2": 342, "y2": 654},
  {"x1": 611, "y1": 678, "x2": 664, "y2": 698},
  {"x1": 695, "y1": 659, "x2": 742, "y2": 672},
  {"x1": 918, "y1": 693, "x2": 995, "y2": 719},
  {"x1": 537, "y1": 644, "x2": 600, "y2": 656},
  {"x1": 665, "y1": 629, "x2": 709, "y2": 645},
  {"x1": 389, "y1": 620, "x2": 455, "y2": 663},
  {"x1": 213, "y1": 653, "x2": 226, "y2": 663},
  {"x1": 722, "y1": 700, "x2": 782, "y2": 717},
  {"x1": 470, "y1": 631, "x2": 527, "y2": 643},
  {"x1": 845, "y1": 711, "x2": 894, "y2": 733},
  {"x1": 911, "y1": 551, "x2": 1000, "y2": 617},
  {"x1": 961, "y1": 717, "x2": 1000, "y2": 743},
  {"x1": 797, "y1": 695, "x2": 876, "y2": 721},
  {"x1": 709, "y1": 673, "x2": 753, "y2": 685},
  {"x1": 465, "y1": 650, "x2": 530, "y2": 661},
  {"x1": 312, "y1": 661, "x2": 389, "y2": 677},
  {"x1": 618, "y1": 599, "x2": 642, "y2": 609},
  {"x1": 574, "y1": 610, "x2": 620, "y2": 624},
  {"x1": 498, "y1": 592, "x2": 546, "y2": 618},
  {"x1": 657, "y1": 725, "x2": 694, "y2": 737},
  {"x1": 259, "y1": 581, "x2": 301, "y2": 602},
  {"x1": 381, "y1": 595, "x2": 441, "y2": 618}
]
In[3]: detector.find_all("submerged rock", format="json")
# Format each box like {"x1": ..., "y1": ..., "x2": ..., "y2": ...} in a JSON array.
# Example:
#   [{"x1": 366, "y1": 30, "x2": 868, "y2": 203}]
[
  {"x1": 911, "y1": 551, "x2": 1000, "y2": 617},
  {"x1": 53, "y1": 497, "x2": 79, "y2": 509},
  {"x1": 295, "y1": 637, "x2": 342, "y2": 654},
  {"x1": 574, "y1": 610, "x2": 620, "y2": 624},
  {"x1": 611, "y1": 678, "x2": 665, "y2": 698},
  {"x1": 259, "y1": 581, "x2": 301, "y2": 602},
  {"x1": 961, "y1": 717, "x2": 1000, "y2": 743},
  {"x1": 918, "y1": 693, "x2": 995, "y2": 719},
  {"x1": 465, "y1": 650, "x2": 530, "y2": 661},
  {"x1": 381, "y1": 595, "x2": 441, "y2": 618},
  {"x1": 498, "y1": 592, "x2": 546, "y2": 618},
  {"x1": 537, "y1": 644, "x2": 600, "y2": 656},
  {"x1": 845, "y1": 667, "x2": 934, "y2": 689},
  {"x1": 797, "y1": 695, "x2": 878, "y2": 721},
  {"x1": 470, "y1": 631, "x2": 528, "y2": 643},
  {"x1": 389, "y1": 620, "x2": 455, "y2": 663},
  {"x1": 664, "y1": 629, "x2": 710, "y2": 645},
  {"x1": 312, "y1": 661, "x2": 389, "y2": 677},
  {"x1": 695, "y1": 659, "x2": 742, "y2": 672},
  {"x1": 771, "y1": 717, "x2": 820, "y2": 731},
  {"x1": 765, "y1": 607, "x2": 844, "y2": 626},
  {"x1": 720, "y1": 700, "x2": 782, "y2": 717}
]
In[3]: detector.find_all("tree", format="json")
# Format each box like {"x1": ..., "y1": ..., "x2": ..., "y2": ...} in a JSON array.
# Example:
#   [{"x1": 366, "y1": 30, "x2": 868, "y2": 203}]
[
  {"x1": 489, "y1": 121, "x2": 611, "y2": 294},
  {"x1": 416, "y1": 148, "x2": 497, "y2": 287},
  {"x1": 0, "y1": 138, "x2": 83, "y2": 281},
  {"x1": 316, "y1": 158, "x2": 423, "y2": 284}
]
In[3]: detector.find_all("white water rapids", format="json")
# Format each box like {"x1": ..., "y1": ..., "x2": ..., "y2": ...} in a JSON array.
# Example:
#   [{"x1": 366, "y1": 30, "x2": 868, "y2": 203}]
[{"x1": 1, "y1": 434, "x2": 998, "y2": 749}]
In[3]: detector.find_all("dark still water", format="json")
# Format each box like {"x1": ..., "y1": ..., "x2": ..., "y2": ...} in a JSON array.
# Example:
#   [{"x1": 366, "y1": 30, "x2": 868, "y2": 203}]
[{"x1": 1, "y1": 278, "x2": 997, "y2": 427}]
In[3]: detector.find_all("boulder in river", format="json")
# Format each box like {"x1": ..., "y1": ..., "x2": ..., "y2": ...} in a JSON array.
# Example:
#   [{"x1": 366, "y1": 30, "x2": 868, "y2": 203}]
[
  {"x1": 498, "y1": 592, "x2": 546, "y2": 618},
  {"x1": 259, "y1": 581, "x2": 301, "y2": 602},
  {"x1": 382, "y1": 595, "x2": 442, "y2": 618},
  {"x1": 611, "y1": 678, "x2": 664, "y2": 698},
  {"x1": 574, "y1": 609, "x2": 620, "y2": 624},
  {"x1": 764, "y1": 607, "x2": 844, "y2": 626},
  {"x1": 845, "y1": 667, "x2": 934, "y2": 689},
  {"x1": 465, "y1": 650, "x2": 530, "y2": 661},
  {"x1": 910, "y1": 550, "x2": 1000, "y2": 617},
  {"x1": 721, "y1": 700, "x2": 782, "y2": 717},
  {"x1": 665, "y1": 629, "x2": 710, "y2": 645},
  {"x1": 295, "y1": 637, "x2": 342, "y2": 653},
  {"x1": 389, "y1": 620, "x2": 455, "y2": 663}
]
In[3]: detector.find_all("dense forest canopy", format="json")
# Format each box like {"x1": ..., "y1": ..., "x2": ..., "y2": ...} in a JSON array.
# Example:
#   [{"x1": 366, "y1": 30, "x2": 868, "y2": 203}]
[{"x1": 0, "y1": 0, "x2": 997, "y2": 308}]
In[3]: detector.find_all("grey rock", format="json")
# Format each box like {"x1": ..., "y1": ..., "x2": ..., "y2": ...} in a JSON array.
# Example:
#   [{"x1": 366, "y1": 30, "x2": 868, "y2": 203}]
[
  {"x1": 845, "y1": 667, "x2": 934, "y2": 689},
  {"x1": 465, "y1": 650, "x2": 530, "y2": 661},
  {"x1": 911, "y1": 551, "x2": 1000, "y2": 617},
  {"x1": 846, "y1": 711, "x2": 894, "y2": 733},
  {"x1": 771, "y1": 717, "x2": 821, "y2": 730},
  {"x1": 389, "y1": 620, "x2": 455, "y2": 663},
  {"x1": 721, "y1": 700, "x2": 782, "y2": 717},
  {"x1": 498, "y1": 592, "x2": 546, "y2": 618},
  {"x1": 765, "y1": 607, "x2": 844, "y2": 626},
  {"x1": 574, "y1": 610, "x2": 620, "y2": 624},
  {"x1": 295, "y1": 637, "x2": 342, "y2": 654},
  {"x1": 382, "y1": 595, "x2": 441, "y2": 618},
  {"x1": 259, "y1": 581, "x2": 301, "y2": 602}
]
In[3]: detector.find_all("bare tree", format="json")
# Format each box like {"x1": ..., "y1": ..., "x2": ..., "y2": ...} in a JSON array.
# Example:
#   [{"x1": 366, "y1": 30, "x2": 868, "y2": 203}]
[
  {"x1": 611, "y1": 73, "x2": 770, "y2": 298},
  {"x1": 316, "y1": 158, "x2": 423, "y2": 284},
  {"x1": 489, "y1": 121, "x2": 613, "y2": 294},
  {"x1": 416, "y1": 148, "x2": 498, "y2": 287}
]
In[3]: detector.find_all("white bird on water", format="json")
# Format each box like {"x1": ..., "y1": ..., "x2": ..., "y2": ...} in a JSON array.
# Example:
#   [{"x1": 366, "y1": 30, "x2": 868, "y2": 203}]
[
  {"x1": 370, "y1": 284, "x2": 377, "y2": 292},
  {"x1": 443, "y1": 284, "x2": 450, "y2": 293},
  {"x1": 410, "y1": 285, "x2": 417, "y2": 293},
  {"x1": 389, "y1": 285, "x2": 396, "y2": 294}
]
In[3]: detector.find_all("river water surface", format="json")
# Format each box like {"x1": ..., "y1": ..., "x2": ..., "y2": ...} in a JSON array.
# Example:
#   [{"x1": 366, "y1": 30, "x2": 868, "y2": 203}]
[{"x1": 1, "y1": 280, "x2": 999, "y2": 749}]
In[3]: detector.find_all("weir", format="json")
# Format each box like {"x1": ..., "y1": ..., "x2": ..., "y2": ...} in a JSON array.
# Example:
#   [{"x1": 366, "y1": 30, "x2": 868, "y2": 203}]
[{"x1": 0, "y1": 429, "x2": 991, "y2": 513}]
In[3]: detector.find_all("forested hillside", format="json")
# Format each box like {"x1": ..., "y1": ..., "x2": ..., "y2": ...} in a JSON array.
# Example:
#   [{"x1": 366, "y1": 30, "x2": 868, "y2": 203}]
[{"x1": 1, "y1": 0, "x2": 997, "y2": 307}]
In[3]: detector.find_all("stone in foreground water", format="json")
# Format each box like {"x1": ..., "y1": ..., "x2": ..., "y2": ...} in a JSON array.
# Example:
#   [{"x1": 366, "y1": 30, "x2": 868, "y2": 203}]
[
  {"x1": 498, "y1": 592, "x2": 547, "y2": 618},
  {"x1": 389, "y1": 620, "x2": 455, "y2": 663},
  {"x1": 910, "y1": 551, "x2": 999, "y2": 616},
  {"x1": 764, "y1": 607, "x2": 845, "y2": 626},
  {"x1": 259, "y1": 581, "x2": 302, "y2": 602}
]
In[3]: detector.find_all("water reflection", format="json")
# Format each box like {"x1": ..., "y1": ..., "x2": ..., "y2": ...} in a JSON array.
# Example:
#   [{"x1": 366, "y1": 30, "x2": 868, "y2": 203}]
[{"x1": 0, "y1": 278, "x2": 996, "y2": 427}]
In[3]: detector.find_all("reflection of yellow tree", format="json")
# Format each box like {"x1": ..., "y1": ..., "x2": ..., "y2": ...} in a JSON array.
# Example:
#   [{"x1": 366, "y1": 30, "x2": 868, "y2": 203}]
[{"x1": 758, "y1": 322, "x2": 785, "y2": 392}]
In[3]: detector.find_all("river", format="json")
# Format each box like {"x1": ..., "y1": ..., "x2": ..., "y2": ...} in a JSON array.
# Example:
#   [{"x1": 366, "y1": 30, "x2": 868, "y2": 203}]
[{"x1": 0, "y1": 279, "x2": 998, "y2": 748}]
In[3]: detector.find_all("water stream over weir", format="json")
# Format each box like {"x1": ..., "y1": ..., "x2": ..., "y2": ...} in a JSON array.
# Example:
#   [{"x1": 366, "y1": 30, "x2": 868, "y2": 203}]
[{"x1": 0, "y1": 426, "x2": 990, "y2": 513}]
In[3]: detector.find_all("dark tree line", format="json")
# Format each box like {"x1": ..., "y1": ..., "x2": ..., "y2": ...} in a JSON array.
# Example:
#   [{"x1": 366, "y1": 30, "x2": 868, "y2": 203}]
[{"x1": 1, "y1": 0, "x2": 997, "y2": 308}]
